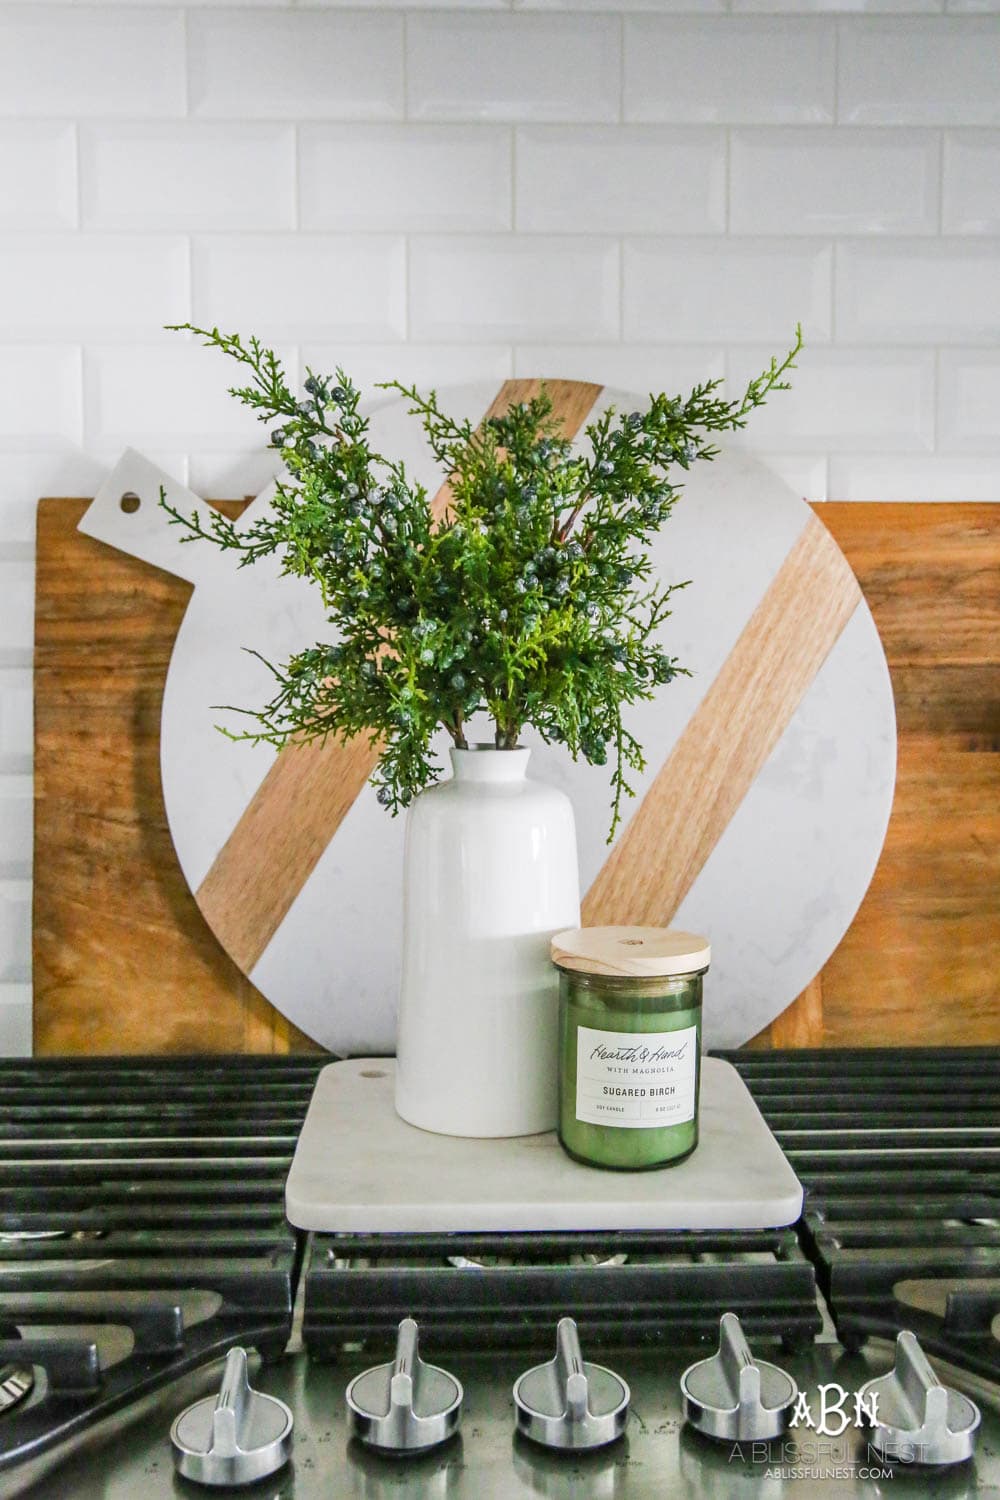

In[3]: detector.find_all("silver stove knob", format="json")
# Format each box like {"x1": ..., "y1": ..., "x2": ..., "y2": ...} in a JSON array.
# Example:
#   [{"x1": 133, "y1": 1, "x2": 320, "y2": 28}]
[
  {"x1": 857, "y1": 1330, "x2": 980, "y2": 1466},
  {"x1": 681, "y1": 1313, "x2": 798, "y2": 1442},
  {"x1": 346, "y1": 1317, "x2": 463, "y2": 1453},
  {"x1": 513, "y1": 1318, "x2": 629, "y2": 1451},
  {"x1": 170, "y1": 1346, "x2": 293, "y2": 1487}
]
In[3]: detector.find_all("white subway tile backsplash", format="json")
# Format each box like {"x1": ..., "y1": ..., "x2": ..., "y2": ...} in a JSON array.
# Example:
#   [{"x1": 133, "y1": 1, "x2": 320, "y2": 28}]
[
  {"x1": 0, "y1": 880, "x2": 30, "y2": 984},
  {"x1": 520, "y1": 0, "x2": 723, "y2": 11},
  {"x1": 84, "y1": 343, "x2": 297, "y2": 451},
  {"x1": 516, "y1": 127, "x2": 725, "y2": 233},
  {"x1": 624, "y1": 240, "x2": 832, "y2": 342},
  {"x1": 302, "y1": 343, "x2": 513, "y2": 400},
  {"x1": 407, "y1": 14, "x2": 621, "y2": 122},
  {"x1": 938, "y1": 349, "x2": 1000, "y2": 448},
  {"x1": 0, "y1": 667, "x2": 31, "y2": 772},
  {"x1": 838, "y1": 19, "x2": 1000, "y2": 125},
  {"x1": 81, "y1": 124, "x2": 296, "y2": 232},
  {"x1": 0, "y1": 564, "x2": 34, "y2": 658},
  {"x1": 187, "y1": 450, "x2": 284, "y2": 500},
  {"x1": 188, "y1": 11, "x2": 404, "y2": 120},
  {"x1": 409, "y1": 236, "x2": 620, "y2": 341},
  {"x1": 757, "y1": 452, "x2": 829, "y2": 503},
  {"x1": 829, "y1": 453, "x2": 1000, "y2": 499},
  {"x1": 943, "y1": 132, "x2": 1000, "y2": 232},
  {"x1": 625, "y1": 18, "x2": 836, "y2": 124},
  {"x1": 0, "y1": 348, "x2": 82, "y2": 449},
  {"x1": 731, "y1": 129, "x2": 940, "y2": 235},
  {"x1": 0, "y1": 777, "x2": 31, "y2": 876},
  {"x1": 512, "y1": 344, "x2": 725, "y2": 392},
  {"x1": 0, "y1": 9, "x2": 184, "y2": 118},
  {"x1": 0, "y1": 987, "x2": 30, "y2": 1058},
  {"x1": 192, "y1": 236, "x2": 406, "y2": 340},
  {"x1": 836, "y1": 240, "x2": 1000, "y2": 342},
  {"x1": 0, "y1": 124, "x2": 76, "y2": 231},
  {"x1": 300, "y1": 126, "x2": 511, "y2": 232},
  {"x1": 0, "y1": 236, "x2": 187, "y2": 340},
  {"x1": 727, "y1": 347, "x2": 935, "y2": 451}
]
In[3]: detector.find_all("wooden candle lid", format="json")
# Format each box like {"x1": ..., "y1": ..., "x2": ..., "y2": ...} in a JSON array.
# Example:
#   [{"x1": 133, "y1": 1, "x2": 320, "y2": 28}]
[{"x1": 551, "y1": 925, "x2": 711, "y2": 978}]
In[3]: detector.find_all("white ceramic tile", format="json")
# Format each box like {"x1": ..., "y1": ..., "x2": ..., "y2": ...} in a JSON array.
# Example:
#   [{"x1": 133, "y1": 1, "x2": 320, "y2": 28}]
[
  {"x1": 838, "y1": 18, "x2": 1000, "y2": 125},
  {"x1": 946, "y1": 0, "x2": 1000, "y2": 11},
  {"x1": 0, "y1": 667, "x2": 31, "y2": 772},
  {"x1": 84, "y1": 342, "x2": 298, "y2": 450},
  {"x1": 518, "y1": 0, "x2": 723, "y2": 10},
  {"x1": 0, "y1": 235, "x2": 187, "y2": 340},
  {"x1": 0, "y1": 987, "x2": 31, "y2": 1058},
  {"x1": 0, "y1": 776, "x2": 31, "y2": 874},
  {"x1": 187, "y1": 450, "x2": 285, "y2": 500},
  {"x1": 512, "y1": 343, "x2": 725, "y2": 392},
  {"x1": 726, "y1": 347, "x2": 935, "y2": 451},
  {"x1": 300, "y1": 125, "x2": 511, "y2": 232},
  {"x1": 307, "y1": 0, "x2": 505, "y2": 9},
  {"x1": 735, "y1": 0, "x2": 941, "y2": 10},
  {"x1": 625, "y1": 18, "x2": 835, "y2": 124},
  {"x1": 80, "y1": 124, "x2": 295, "y2": 232},
  {"x1": 624, "y1": 240, "x2": 832, "y2": 342},
  {"x1": 0, "y1": 123, "x2": 76, "y2": 230},
  {"x1": 407, "y1": 14, "x2": 620, "y2": 123},
  {"x1": 756, "y1": 451, "x2": 829, "y2": 502},
  {"x1": 731, "y1": 128, "x2": 940, "y2": 235},
  {"x1": 0, "y1": 8, "x2": 183, "y2": 117},
  {"x1": 938, "y1": 349, "x2": 1000, "y2": 448},
  {"x1": 0, "y1": 879, "x2": 30, "y2": 983},
  {"x1": 302, "y1": 343, "x2": 513, "y2": 402},
  {"x1": 409, "y1": 236, "x2": 620, "y2": 341},
  {"x1": 192, "y1": 235, "x2": 406, "y2": 340},
  {"x1": 836, "y1": 240, "x2": 1000, "y2": 342},
  {"x1": 943, "y1": 131, "x2": 1000, "y2": 232},
  {"x1": 516, "y1": 127, "x2": 725, "y2": 233},
  {"x1": 0, "y1": 347, "x2": 82, "y2": 448},
  {"x1": 189, "y1": 11, "x2": 404, "y2": 120},
  {"x1": 829, "y1": 453, "x2": 1000, "y2": 499}
]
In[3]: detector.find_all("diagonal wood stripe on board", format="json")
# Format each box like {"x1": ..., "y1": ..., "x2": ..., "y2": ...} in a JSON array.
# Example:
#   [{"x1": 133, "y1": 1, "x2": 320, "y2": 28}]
[
  {"x1": 195, "y1": 379, "x2": 604, "y2": 976},
  {"x1": 583, "y1": 511, "x2": 863, "y2": 928}
]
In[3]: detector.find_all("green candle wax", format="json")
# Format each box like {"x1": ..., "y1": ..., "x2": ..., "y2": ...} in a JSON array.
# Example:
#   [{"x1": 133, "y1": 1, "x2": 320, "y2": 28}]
[{"x1": 552, "y1": 927, "x2": 709, "y2": 1171}]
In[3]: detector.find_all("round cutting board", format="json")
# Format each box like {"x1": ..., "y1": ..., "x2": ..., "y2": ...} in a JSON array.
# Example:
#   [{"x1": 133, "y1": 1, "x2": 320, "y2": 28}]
[{"x1": 79, "y1": 379, "x2": 896, "y2": 1053}]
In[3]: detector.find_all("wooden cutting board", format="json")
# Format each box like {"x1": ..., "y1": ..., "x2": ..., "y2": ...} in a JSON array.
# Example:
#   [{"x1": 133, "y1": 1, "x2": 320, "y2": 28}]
[{"x1": 32, "y1": 499, "x2": 999, "y2": 1055}]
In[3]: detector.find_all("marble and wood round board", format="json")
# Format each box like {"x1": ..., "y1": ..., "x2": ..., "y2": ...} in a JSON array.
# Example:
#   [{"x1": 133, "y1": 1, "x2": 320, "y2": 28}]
[{"x1": 79, "y1": 379, "x2": 896, "y2": 1055}]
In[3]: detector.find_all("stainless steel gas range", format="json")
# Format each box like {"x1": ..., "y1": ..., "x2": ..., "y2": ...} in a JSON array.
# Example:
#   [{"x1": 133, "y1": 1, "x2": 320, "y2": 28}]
[{"x1": 2, "y1": 1050, "x2": 999, "y2": 1497}]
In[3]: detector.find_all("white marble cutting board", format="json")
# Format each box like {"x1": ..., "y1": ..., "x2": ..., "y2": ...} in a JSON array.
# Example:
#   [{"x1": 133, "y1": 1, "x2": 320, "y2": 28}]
[
  {"x1": 78, "y1": 380, "x2": 897, "y2": 1056},
  {"x1": 284, "y1": 1058, "x2": 804, "y2": 1233}
]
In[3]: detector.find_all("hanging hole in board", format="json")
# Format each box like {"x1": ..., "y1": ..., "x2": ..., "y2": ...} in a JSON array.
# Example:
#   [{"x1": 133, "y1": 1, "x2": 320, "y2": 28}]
[{"x1": 120, "y1": 492, "x2": 141, "y2": 514}]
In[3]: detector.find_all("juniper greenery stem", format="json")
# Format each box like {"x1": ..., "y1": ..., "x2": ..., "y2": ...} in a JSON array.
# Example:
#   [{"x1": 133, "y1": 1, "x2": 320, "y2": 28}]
[{"x1": 161, "y1": 322, "x2": 802, "y2": 838}]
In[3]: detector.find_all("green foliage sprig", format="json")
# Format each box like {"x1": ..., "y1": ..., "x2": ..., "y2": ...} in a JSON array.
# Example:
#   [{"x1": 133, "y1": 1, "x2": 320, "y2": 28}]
[{"x1": 162, "y1": 324, "x2": 802, "y2": 836}]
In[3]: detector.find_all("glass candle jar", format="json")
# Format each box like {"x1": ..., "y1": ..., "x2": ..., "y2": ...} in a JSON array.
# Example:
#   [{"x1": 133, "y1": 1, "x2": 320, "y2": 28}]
[{"x1": 552, "y1": 926, "x2": 710, "y2": 1171}]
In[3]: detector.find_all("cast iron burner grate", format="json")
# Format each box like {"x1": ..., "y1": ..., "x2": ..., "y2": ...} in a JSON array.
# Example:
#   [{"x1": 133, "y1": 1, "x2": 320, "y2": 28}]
[
  {"x1": 302, "y1": 1224, "x2": 821, "y2": 1355},
  {"x1": 722, "y1": 1046, "x2": 1000, "y2": 1384},
  {"x1": 0, "y1": 1055, "x2": 325, "y2": 1483}
]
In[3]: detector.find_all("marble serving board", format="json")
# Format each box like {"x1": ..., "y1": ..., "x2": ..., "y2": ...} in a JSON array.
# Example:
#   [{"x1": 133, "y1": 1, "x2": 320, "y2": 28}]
[
  {"x1": 78, "y1": 379, "x2": 896, "y2": 1058},
  {"x1": 284, "y1": 1057, "x2": 804, "y2": 1233}
]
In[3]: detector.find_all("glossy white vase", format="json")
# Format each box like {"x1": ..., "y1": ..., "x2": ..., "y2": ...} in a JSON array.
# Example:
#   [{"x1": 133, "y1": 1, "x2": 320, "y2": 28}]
[{"x1": 394, "y1": 745, "x2": 580, "y2": 1138}]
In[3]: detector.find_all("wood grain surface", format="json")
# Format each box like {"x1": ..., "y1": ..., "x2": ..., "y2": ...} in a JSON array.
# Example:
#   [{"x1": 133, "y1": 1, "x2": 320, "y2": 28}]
[
  {"x1": 196, "y1": 379, "x2": 603, "y2": 976},
  {"x1": 751, "y1": 502, "x2": 999, "y2": 1049},
  {"x1": 583, "y1": 512, "x2": 861, "y2": 928},
  {"x1": 33, "y1": 499, "x2": 998, "y2": 1055}
]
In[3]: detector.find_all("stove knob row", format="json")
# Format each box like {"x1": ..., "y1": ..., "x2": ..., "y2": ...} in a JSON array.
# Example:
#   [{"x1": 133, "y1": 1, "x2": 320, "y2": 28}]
[{"x1": 170, "y1": 1318, "x2": 982, "y2": 1483}]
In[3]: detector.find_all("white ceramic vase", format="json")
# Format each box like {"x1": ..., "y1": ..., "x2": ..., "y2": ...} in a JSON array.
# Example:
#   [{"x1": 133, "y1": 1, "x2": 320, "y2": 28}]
[{"x1": 394, "y1": 745, "x2": 581, "y2": 1138}]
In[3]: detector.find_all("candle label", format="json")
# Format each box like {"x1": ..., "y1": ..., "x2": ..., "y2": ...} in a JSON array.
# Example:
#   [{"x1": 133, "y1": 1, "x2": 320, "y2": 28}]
[{"x1": 575, "y1": 1023, "x2": 698, "y2": 1129}]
